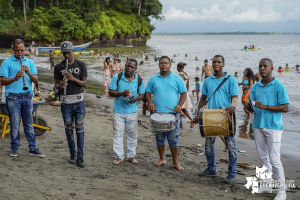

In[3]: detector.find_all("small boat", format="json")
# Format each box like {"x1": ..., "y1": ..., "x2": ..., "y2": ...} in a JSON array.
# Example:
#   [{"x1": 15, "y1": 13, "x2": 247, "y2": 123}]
[
  {"x1": 73, "y1": 52, "x2": 79, "y2": 55},
  {"x1": 285, "y1": 69, "x2": 289, "y2": 71},
  {"x1": 80, "y1": 52, "x2": 90, "y2": 55},
  {"x1": 6, "y1": 52, "x2": 12, "y2": 55},
  {"x1": 241, "y1": 48, "x2": 260, "y2": 51},
  {"x1": 34, "y1": 42, "x2": 92, "y2": 52}
]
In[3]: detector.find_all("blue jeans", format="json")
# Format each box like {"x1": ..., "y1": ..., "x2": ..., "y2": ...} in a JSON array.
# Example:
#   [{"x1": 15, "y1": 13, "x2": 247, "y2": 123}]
[
  {"x1": 61, "y1": 101, "x2": 86, "y2": 157},
  {"x1": 6, "y1": 92, "x2": 37, "y2": 150},
  {"x1": 155, "y1": 113, "x2": 180, "y2": 147},
  {"x1": 113, "y1": 112, "x2": 138, "y2": 160},
  {"x1": 205, "y1": 137, "x2": 237, "y2": 177}
]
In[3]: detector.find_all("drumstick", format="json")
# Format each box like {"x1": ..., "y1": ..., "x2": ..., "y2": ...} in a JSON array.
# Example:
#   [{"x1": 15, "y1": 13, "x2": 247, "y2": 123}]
[
  {"x1": 165, "y1": 106, "x2": 176, "y2": 112},
  {"x1": 154, "y1": 109, "x2": 163, "y2": 116}
]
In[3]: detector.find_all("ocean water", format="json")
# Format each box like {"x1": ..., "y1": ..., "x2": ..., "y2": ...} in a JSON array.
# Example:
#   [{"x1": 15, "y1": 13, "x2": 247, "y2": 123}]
[{"x1": 0, "y1": 34, "x2": 299, "y2": 156}]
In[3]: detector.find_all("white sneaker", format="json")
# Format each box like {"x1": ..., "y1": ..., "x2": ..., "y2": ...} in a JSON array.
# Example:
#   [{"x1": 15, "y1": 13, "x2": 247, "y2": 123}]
[{"x1": 274, "y1": 191, "x2": 287, "y2": 200}]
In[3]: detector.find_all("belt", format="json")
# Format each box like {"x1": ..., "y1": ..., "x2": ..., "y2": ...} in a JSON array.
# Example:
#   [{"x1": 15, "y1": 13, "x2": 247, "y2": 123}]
[{"x1": 9, "y1": 92, "x2": 31, "y2": 97}]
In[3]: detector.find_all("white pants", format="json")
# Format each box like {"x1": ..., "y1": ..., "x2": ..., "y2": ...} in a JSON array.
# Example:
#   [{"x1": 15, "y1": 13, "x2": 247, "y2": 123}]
[{"x1": 253, "y1": 128, "x2": 285, "y2": 184}]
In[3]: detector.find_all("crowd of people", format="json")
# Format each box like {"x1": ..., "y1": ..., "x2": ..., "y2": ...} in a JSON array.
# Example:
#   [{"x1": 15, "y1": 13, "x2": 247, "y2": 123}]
[{"x1": 0, "y1": 39, "x2": 293, "y2": 200}]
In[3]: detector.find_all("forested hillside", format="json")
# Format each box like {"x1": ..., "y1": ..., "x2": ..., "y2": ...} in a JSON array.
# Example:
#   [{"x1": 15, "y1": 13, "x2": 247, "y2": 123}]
[{"x1": 0, "y1": 0, "x2": 163, "y2": 46}]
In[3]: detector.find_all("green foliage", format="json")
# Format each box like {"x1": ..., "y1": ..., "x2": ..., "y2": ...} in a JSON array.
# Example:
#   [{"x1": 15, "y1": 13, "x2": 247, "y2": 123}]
[{"x1": 0, "y1": 0, "x2": 162, "y2": 41}]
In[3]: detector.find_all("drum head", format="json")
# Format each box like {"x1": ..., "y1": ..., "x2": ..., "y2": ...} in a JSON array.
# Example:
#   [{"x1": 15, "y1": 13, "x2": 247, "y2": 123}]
[{"x1": 150, "y1": 113, "x2": 175, "y2": 121}]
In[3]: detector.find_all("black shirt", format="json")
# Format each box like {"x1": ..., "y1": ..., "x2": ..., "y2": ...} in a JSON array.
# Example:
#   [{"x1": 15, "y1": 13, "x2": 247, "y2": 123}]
[{"x1": 54, "y1": 59, "x2": 87, "y2": 96}]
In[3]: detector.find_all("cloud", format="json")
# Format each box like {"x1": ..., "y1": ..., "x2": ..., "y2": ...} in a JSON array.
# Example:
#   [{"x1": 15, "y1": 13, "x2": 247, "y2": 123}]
[
  {"x1": 164, "y1": 7, "x2": 200, "y2": 20},
  {"x1": 223, "y1": 9, "x2": 282, "y2": 23},
  {"x1": 199, "y1": 4, "x2": 223, "y2": 20},
  {"x1": 163, "y1": 1, "x2": 297, "y2": 23},
  {"x1": 286, "y1": 6, "x2": 300, "y2": 20}
]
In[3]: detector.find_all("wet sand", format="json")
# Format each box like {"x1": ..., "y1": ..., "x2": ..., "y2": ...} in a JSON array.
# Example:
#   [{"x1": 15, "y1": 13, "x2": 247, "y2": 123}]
[{"x1": 0, "y1": 81, "x2": 299, "y2": 200}]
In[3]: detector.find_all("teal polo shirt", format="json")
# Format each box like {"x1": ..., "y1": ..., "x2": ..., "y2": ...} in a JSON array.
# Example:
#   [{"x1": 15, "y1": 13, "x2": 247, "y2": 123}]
[
  {"x1": 0, "y1": 55, "x2": 37, "y2": 96},
  {"x1": 145, "y1": 71, "x2": 187, "y2": 113},
  {"x1": 109, "y1": 72, "x2": 145, "y2": 114},
  {"x1": 202, "y1": 72, "x2": 239, "y2": 109},
  {"x1": 250, "y1": 77, "x2": 289, "y2": 130}
]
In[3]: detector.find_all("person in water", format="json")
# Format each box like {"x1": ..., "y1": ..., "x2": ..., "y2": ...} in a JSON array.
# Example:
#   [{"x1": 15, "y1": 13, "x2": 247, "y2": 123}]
[
  {"x1": 239, "y1": 68, "x2": 254, "y2": 116},
  {"x1": 234, "y1": 72, "x2": 238, "y2": 78},
  {"x1": 285, "y1": 63, "x2": 289, "y2": 71},
  {"x1": 278, "y1": 66, "x2": 283, "y2": 73}
]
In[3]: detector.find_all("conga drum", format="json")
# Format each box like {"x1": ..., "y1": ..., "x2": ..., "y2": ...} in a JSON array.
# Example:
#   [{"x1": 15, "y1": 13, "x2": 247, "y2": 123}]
[{"x1": 199, "y1": 108, "x2": 236, "y2": 137}]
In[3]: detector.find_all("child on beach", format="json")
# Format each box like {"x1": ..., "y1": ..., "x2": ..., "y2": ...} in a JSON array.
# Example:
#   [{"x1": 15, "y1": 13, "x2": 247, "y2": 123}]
[
  {"x1": 191, "y1": 77, "x2": 201, "y2": 103},
  {"x1": 177, "y1": 62, "x2": 195, "y2": 128},
  {"x1": 49, "y1": 89, "x2": 60, "y2": 106},
  {"x1": 242, "y1": 87, "x2": 250, "y2": 116}
]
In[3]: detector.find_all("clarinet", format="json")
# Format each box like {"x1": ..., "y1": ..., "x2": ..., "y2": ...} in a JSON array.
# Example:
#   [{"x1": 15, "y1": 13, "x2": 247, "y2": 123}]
[
  {"x1": 62, "y1": 58, "x2": 68, "y2": 103},
  {"x1": 15, "y1": 55, "x2": 28, "y2": 90}
]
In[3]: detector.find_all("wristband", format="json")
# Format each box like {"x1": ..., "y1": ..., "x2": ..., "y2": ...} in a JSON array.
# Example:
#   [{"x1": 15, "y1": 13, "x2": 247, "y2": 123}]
[{"x1": 266, "y1": 105, "x2": 268, "y2": 111}]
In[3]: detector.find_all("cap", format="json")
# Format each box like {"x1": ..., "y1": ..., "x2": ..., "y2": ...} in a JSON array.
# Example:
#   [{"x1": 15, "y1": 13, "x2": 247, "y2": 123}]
[{"x1": 60, "y1": 41, "x2": 73, "y2": 53}]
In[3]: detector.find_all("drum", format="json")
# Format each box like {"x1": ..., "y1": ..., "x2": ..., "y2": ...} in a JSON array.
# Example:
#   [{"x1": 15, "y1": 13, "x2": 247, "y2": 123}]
[
  {"x1": 150, "y1": 113, "x2": 178, "y2": 132},
  {"x1": 199, "y1": 108, "x2": 236, "y2": 137}
]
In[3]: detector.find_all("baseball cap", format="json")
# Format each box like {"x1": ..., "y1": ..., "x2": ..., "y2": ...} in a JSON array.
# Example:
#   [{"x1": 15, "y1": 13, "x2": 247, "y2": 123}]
[{"x1": 60, "y1": 41, "x2": 73, "y2": 53}]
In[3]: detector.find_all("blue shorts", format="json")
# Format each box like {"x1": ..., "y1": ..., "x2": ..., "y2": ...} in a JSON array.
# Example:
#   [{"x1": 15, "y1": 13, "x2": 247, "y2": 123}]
[{"x1": 155, "y1": 113, "x2": 180, "y2": 147}]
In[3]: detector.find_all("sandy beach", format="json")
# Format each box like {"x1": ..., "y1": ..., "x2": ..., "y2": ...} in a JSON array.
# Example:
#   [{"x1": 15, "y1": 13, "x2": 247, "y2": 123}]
[{"x1": 0, "y1": 81, "x2": 299, "y2": 200}]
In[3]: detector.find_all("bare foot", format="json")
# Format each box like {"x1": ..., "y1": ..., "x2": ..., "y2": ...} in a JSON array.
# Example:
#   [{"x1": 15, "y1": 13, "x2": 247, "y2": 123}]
[
  {"x1": 223, "y1": 148, "x2": 228, "y2": 152},
  {"x1": 190, "y1": 95, "x2": 195, "y2": 98},
  {"x1": 112, "y1": 158, "x2": 123, "y2": 165},
  {"x1": 173, "y1": 163, "x2": 184, "y2": 171},
  {"x1": 154, "y1": 159, "x2": 166, "y2": 166},
  {"x1": 128, "y1": 157, "x2": 138, "y2": 164}
]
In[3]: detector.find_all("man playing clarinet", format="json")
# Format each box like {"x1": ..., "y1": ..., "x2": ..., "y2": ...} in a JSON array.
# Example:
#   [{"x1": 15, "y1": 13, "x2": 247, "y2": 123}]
[
  {"x1": 54, "y1": 41, "x2": 87, "y2": 167},
  {"x1": 0, "y1": 39, "x2": 45, "y2": 157}
]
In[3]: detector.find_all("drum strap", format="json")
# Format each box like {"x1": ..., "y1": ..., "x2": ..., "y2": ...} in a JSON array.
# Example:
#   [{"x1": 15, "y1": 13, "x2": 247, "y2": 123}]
[{"x1": 204, "y1": 75, "x2": 231, "y2": 106}]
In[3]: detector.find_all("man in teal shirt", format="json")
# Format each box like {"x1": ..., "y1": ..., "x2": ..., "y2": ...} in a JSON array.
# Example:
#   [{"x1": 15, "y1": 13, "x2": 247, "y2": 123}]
[
  {"x1": 0, "y1": 39, "x2": 45, "y2": 157},
  {"x1": 195, "y1": 55, "x2": 239, "y2": 183},
  {"x1": 109, "y1": 59, "x2": 145, "y2": 165},
  {"x1": 146, "y1": 56, "x2": 187, "y2": 171},
  {"x1": 245, "y1": 58, "x2": 289, "y2": 200}
]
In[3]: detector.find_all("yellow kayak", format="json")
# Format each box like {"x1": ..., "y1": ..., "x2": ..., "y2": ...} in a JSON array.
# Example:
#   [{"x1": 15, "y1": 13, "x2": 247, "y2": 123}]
[
  {"x1": 241, "y1": 48, "x2": 260, "y2": 51},
  {"x1": 285, "y1": 69, "x2": 289, "y2": 71},
  {"x1": 6, "y1": 52, "x2": 12, "y2": 55}
]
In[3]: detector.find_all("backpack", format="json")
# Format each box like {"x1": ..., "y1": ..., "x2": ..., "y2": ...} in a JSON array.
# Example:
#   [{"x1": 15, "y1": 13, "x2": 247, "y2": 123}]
[{"x1": 116, "y1": 72, "x2": 143, "y2": 94}]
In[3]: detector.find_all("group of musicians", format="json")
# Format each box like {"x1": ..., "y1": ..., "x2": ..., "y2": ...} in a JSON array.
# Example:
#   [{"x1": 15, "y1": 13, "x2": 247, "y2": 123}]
[{"x1": 0, "y1": 39, "x2": 288, "y2": 200}]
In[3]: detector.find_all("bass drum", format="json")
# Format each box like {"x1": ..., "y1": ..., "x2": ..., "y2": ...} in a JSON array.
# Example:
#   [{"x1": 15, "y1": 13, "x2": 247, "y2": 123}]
[{"x1": 199, "y1": 108, "x2": 236, "y2": 137}]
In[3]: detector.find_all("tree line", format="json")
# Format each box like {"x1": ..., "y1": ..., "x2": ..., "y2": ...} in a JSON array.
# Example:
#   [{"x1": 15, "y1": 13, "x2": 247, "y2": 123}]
[{"x1": 0, "y1": 0, "x2": 163, "y2": 42}]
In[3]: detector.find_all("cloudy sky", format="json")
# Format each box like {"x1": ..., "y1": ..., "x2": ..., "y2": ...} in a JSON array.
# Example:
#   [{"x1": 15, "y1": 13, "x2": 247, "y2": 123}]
[{"x1": 152, "y1": 0, "x2": 300, "y2": 33}]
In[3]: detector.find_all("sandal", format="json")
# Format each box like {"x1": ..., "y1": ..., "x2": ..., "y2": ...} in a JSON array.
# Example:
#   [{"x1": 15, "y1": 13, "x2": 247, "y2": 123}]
[
  {"x1": 112, "y1": 158, "x2": 123, "y2": 165},
  {"x1": 128, "y1": 157, "x2": 138, "y2": 164},
  {"x1": 51, "y1": 100, "x2": 60, "y2": 106}
]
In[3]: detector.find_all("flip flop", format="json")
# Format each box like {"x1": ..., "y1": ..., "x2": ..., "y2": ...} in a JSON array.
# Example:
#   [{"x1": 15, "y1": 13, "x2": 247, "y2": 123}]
[
  {"x1": 128, "y1": 157, "x2": 138, "y2": 164},
  {"x1": 112, "y1": 159, "x2": 123, "y2": 165}
]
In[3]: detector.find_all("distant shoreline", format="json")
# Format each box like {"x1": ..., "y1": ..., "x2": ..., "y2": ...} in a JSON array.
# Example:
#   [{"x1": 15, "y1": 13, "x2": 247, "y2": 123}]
[{"x1": 152, "y1": 32, "x2": 300, "y2": 35}]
